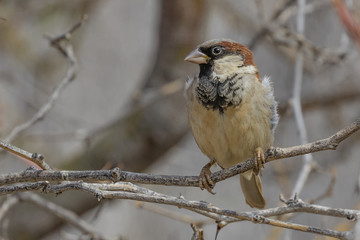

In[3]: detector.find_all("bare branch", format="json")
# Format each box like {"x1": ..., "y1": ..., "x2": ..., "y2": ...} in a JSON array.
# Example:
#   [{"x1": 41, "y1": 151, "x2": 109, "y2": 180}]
[
  {"x1": 45, "y1": 15, "x2": 88, "y2": 48},
  {"x1": 212, "y1": 119, "x2": 360, "y2": 185},
  {"x1": 308, "y1": 168, "x2": 336, "y2": 204},
  {"x1": 3, "y1": 16, "x2": 86, "y2": 143},
  {"x1": 333, "y1": 0, "x2": 360, "y2": 47},
  {"x1": 0, "y1": 195, "x2": 19, "y2": 239},
  {"x1": 268, "y1": 25, "x2": 347, "y2": 65},
  {"x1": 0, "y1": 191, "x2": 108, "y2": 239},
  {"x1": 254, "y1": 0, "x2": 265, "y2": 25},
  {"x1": 0, "y1": 196, "x2": 20, "y2": 222},
  {"x1": 136, "y1": 202, "x2": 213, "y2": 226},
  {"x1": 0, "y1": 120, "x2": 359, "y2": 188},
  {"x1": 248, "y1": 0, "x2": 347, "y2": 65},
  {"x1": 18, "y1": 192, "x2": 109, "y2": 240},
  {"x1": 0, "y1": 181, "x2": 356, "y2": 239},
  {"x1": 290, "y1": 0, "x2": 314, "y2": 199},
  {"x1": 0, "y1": 140, "x2": 51, "y2": 170},
  {"x1": 0, "y1": 16, "x2": 87, "y2": 173},
  {"x1": 191, "y1": 223, "x2": 204, "y2": 240}
]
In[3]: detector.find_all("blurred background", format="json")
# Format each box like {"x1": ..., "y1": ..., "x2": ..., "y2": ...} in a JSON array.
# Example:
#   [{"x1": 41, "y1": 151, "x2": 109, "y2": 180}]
[{"x1": 0, "y1": 0, "x2": 360, "y2": 239}]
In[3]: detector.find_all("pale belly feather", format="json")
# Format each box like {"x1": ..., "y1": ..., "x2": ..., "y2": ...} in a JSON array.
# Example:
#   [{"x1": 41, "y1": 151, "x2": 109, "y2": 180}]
[{"x1": 188, "y1": 94, "x2": 273, "y2": 169}]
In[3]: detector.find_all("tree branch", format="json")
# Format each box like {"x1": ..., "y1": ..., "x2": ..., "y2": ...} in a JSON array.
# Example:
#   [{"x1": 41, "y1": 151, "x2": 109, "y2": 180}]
[
  {"x1": 2, "y1": 15, "x2": 85, "y2": 144},
  {"x1": 17, "y1": 192, "x2": 109, "y2": 240},
  {"x1": 0, "y1": 181, "x2": 357, "y2": 239},
  {"x1": 290, "y1": 0, "x2": 314, "y2": 198},
  {"x1": 0, "y1": 140, "x2": 50, "y2": 170},
  {"x1": 0, "y1": 120, "x2": 358, "y2": 239},
  {"x1": 0, "y1": 119, "x2": 358, "y2": 188}
]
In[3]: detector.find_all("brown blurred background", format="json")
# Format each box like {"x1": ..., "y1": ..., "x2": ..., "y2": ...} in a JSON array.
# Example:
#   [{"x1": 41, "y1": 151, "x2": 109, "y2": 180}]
[{"x1": 0, "y1": 0, "x2": 360, "y2": 239}]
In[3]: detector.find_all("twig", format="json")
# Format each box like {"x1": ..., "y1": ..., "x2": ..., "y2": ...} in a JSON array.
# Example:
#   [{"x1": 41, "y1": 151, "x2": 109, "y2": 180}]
[
  {"x1": 248, "y1": 0, "x2": 347, "y2": 65},
  {"x1": 45, "y1": 15, "x2": 87, "y2": 48},
  {"x1": 248, "y1": 0, "x2": 295, "y2": 49},
  {"x1": 290, "y1": 0, "x2": 314, "y2": 199},
  {"x1": 278, "y1": 89, "x2": 360, "y2": 115},
  {"x1": 136, "y1": 202, "x2": 213, "y2": 226},
  {"x1": 0, "y1": 119, "x2": 359, "y2": 187},
  {"x1": 90, "y1": 78, "x2": 184, "y2": 139},
  {"x1": 0, "y1": 181, "x2": 356, "y2": 239},
  {"x1": 0, "y1": 218, "x2": 10, "y2": 240},
  {"x1": 3, "y1": 15, "x2": 86, "y2": 143},
  {"x1": 0, "y1": 121, "x2": 357, "y2": 239},
  {"x1": 355, "y1": 215, "x2": 360, "y2": 240},
  {"x1": 269, "y1": 168, "x2": 337, "y2": 239},
  {"x1": 191, "y1": 223, "x2": 204, "y2": 240},
  {"x1": 254, "y1": 0, "x2": 265, "y2": 25},
  {"x1": 0, "y1": 193, "x2": 106, "y2": 239},
  {"x1": 308, "y1": 168, "x2": 336, "y2": 204},
  {"x1": 0, "y1": 140, "x2": 51, "y2": 170},
  {"x1": 276, "y1": 0, "x2": 330, "y2": 24},
  {"x1": 249, "y1": 0, "x2": 327, "y2": 46},
  {"x1": 0, "y1": 195, "x2": 20, "y2": 222},
  {"x1": 333, "y1": 0, "x2": 360, "y2": 47},
  {"x1": 18, "y1": 192, "x2": 108, "y2": 240},
  {"x1": 268, "y1": 25, "x2": 347, "y2": 65}
]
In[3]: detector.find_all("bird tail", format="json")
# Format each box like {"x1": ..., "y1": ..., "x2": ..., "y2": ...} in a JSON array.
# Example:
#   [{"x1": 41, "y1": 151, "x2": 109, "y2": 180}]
[{"x1": 240, "y1": 170, "x2": 266, "y2": 209}]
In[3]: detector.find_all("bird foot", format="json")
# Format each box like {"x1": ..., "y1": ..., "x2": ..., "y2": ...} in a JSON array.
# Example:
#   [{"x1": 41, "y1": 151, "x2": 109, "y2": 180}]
[
  {"x1": 254, "y1": 147, "x2": 265, "y2": 176},
  {"x1": 199, "y1": 160, "x2": 216, "y2": 194}
]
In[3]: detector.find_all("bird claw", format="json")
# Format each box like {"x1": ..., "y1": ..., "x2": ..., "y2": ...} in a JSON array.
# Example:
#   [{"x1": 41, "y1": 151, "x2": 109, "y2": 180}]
[
  {"x1": 199, "y1": 161, "x2": 216, "y2": 194},
  {"x1": 254, "y1": 147, "x2": 265, "y2": 176}
]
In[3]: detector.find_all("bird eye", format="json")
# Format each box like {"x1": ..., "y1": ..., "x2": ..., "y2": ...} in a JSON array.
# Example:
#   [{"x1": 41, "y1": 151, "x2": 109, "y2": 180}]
[{"x1": 212, "y1": 47, "x2": 222, "y2": 55}]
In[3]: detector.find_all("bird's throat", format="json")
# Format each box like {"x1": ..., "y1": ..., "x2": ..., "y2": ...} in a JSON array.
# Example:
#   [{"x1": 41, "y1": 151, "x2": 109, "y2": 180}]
[
  {"x1": 195, "y1": 56, "x2": 259, "y2": 112},
  {"x1": 195, "y1": 72, "x2": 244, "y2": 113}
]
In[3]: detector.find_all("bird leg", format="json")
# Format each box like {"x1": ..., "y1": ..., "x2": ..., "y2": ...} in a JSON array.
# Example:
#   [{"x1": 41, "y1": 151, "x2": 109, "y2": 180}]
[
  {"x1": 254, "y1": 147, "x2": 265, "y2": 176},
  {"x1": 199, "y1": 159, "x2": 216, "y2": 194}
]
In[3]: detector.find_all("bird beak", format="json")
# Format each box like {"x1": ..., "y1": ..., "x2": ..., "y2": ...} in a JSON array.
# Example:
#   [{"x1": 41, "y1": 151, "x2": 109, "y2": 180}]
[{"x1": 184, "y1": 48, "x2": 209, "y2": 64}]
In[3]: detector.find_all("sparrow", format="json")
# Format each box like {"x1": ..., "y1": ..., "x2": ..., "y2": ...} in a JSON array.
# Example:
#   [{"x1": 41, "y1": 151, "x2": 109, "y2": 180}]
[{"x1": 184, "y1": 39, "x2": 278, "y2": 209}]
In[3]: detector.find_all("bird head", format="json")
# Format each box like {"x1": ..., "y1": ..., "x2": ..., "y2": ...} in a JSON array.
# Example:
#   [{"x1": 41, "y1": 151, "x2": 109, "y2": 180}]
[
  {"x1": 184, "y1": 39, "x2": 261, "y2": 111},
  {"x1": 184, "y1": 39, "x2": 259, "y2": 81}
]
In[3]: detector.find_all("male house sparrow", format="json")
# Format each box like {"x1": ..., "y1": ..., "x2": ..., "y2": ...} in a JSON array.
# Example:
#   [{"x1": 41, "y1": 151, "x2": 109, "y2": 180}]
[{"x1": 184, "y1": 39, "x2": 278, "y2": 209}]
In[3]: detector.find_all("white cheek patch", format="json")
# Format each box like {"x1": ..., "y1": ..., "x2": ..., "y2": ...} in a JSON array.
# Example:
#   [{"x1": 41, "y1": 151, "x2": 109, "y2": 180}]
[
  {"x1": 236, "y1": 65, "x2": 257, "y2": 75},
  {"x1": 212, "y1": 55, "x2": 258, "y2": 82},
  {"x1": 214, "y1": 55, "x2": 244, "y2": 74}
]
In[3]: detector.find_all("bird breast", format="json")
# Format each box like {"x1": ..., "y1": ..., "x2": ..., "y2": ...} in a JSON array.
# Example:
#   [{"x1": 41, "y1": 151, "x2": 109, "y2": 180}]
[
  {"x1": 195, "y1": 73, "x2": 244, "y2": 111},
  {"x1": 187, "y1": 74, "x2": 274, "y2": 168}
]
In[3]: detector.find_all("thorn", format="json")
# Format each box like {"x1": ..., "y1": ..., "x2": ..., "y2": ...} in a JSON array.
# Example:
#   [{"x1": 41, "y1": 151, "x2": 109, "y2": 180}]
[
  {"x1": 179, "y1": 193, "x2": 185, "y2": 200},
  {"x1": 279, "y1": 193, "x2": 287, "y2": 203},
  {"x1": 294, "y1": 192, "x2": 298, "y2": 201},
  {"x1": 215, "y1": 221, "x2": 226, "y2": 240}
]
